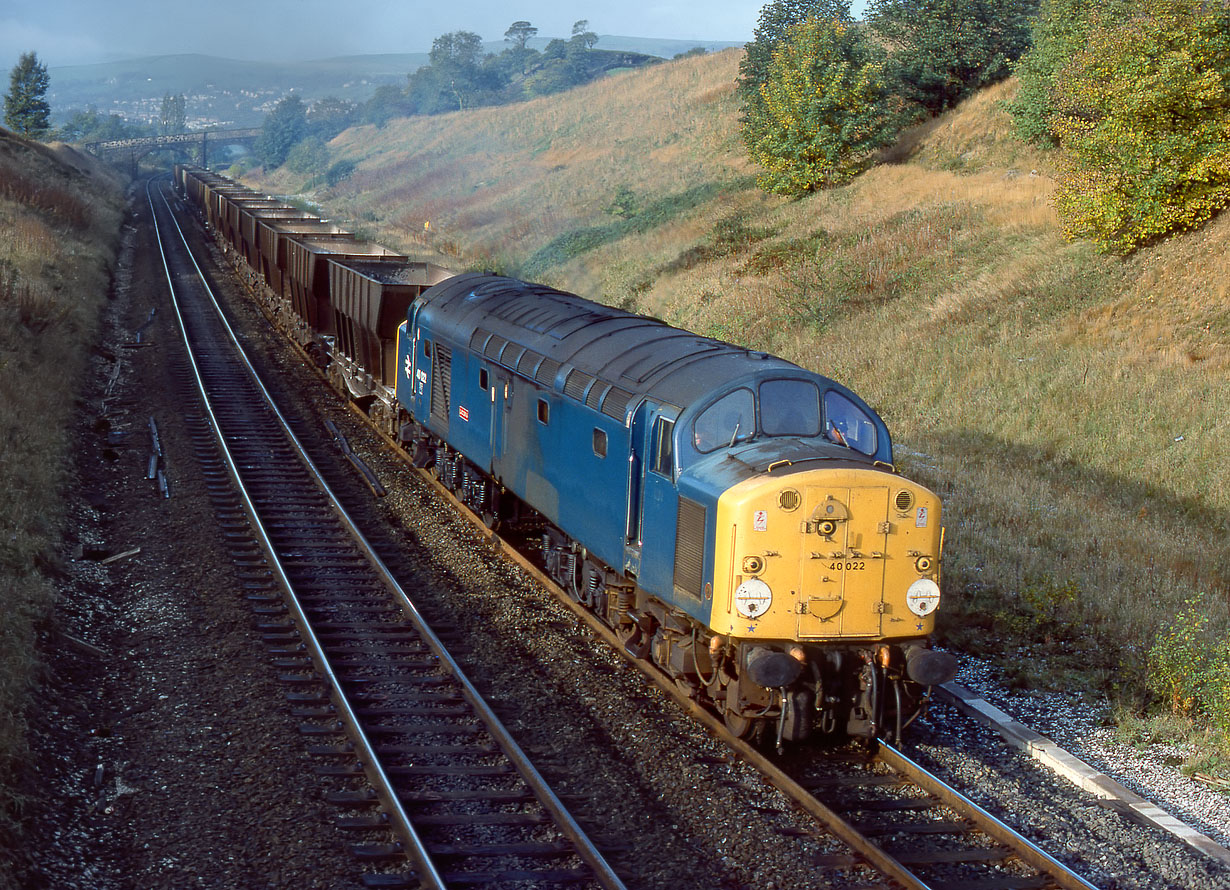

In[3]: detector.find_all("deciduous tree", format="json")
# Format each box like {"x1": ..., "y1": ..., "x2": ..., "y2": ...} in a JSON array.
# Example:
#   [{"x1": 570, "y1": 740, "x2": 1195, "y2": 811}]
[
  {"x1": 737, "y1": 0, "x2": 853, "y2": 118},
  {"x1": 1007, "y1": 0, "x2": 1133, "y2": 145},
  {"x1": 742, "y1": 18, "x2": 895, "y2": 195},
  {"x1": 1049, "y1": 0, "x2": 1230, "y2": 253},
  {"x1": 256, "y1": 93, "x2": 307, "y2": 168}
]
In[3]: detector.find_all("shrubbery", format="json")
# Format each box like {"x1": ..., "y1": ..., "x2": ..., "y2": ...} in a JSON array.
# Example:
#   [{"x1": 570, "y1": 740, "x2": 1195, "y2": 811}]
[
  {"x1": 1147, "y1": 594, "x2": 1230, "y2": 742},
  {"x1": 1047, "y1": 0, "x2": 1230, "y2": 253},
  {"x1": 742, "y1": 18, "x2": 896, "y2": 194}
]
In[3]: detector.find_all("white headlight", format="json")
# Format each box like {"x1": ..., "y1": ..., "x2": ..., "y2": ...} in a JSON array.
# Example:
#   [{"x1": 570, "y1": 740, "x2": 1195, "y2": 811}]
[
  {"x1": 734, "y1": 578, "x2": 772, "y2": 619},
  {"x1": 906, "y1": 578, "x2": 941, "y2": 617}
]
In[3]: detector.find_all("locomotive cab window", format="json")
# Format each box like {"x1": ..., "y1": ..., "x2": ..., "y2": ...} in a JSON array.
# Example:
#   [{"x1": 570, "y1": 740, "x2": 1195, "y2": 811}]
[
  {"x1": 824, "y1": 390, "x2": 877, "y2": 455},
  {"x1": 760, "y1": 379, "x2": 821, "y2": 437},
  {"x1": 537, "y1": 398, "x2": 550, "y2": 425},
  {"x1": 650, "y1": 417, "x2": 674, "y2": 476},
  {"x1": 593, "y1": 428, "x2": 607, "y2": 458},
  {"x1": 693, "y1": 389, "x2": 754, "y2": 453},
  {"x1": 421, "y1": 338, "x2": 431, "y2": 359},
  {"x1": 479, "y1": 368, "x2": 489, "y2": 392}
]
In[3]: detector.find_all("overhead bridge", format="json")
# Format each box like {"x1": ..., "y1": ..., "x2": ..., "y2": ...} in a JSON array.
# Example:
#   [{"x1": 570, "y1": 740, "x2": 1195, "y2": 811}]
[{"x1": 85, "y1": 128, "x2": 263, "y2": 171}]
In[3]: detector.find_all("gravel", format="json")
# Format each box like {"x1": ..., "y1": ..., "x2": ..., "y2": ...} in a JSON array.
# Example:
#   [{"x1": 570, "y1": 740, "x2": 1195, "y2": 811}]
[
  {"x1": 953, "y1": 654, "x2": 1230, "y2": 850},
  {"x1": 19, "y1": 181, "x2": 1230, "y2": 890}
]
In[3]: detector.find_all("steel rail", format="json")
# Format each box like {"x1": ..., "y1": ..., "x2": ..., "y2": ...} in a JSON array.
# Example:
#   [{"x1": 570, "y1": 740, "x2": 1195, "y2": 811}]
[
  {"x1": 390, "y1": 430, "x2": 1104, "y2": 890},
  {"x1": 148, "y1": 178, "x2": 626, "y2": 890},
  {"x1": 877, "y1": 742, "x2": 1102, "y2": 890}
]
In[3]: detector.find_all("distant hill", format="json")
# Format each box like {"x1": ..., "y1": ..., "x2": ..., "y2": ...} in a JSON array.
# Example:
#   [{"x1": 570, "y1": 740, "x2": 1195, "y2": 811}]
[
  {"x1": 48, "y1": 53, "x2": 428, "y2": 129},
  {"x1": 45, "y1": 36, "x2": 743, "y2": 130}
]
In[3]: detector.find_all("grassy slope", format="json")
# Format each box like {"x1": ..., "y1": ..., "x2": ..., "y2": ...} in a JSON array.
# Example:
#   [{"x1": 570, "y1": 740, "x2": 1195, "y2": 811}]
[
  {"x1": 245, "y1": 50, "x2": 1229, "y2": 701},
  {"x1": 0, "y1": 131, "x2": 125, "y2": 879}
]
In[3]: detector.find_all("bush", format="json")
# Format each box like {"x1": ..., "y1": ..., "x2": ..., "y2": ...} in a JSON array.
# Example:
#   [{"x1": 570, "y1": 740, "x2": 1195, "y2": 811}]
[
  {"x1": 742, "y1": 18, "x2": 896, "y2": 195},
  {"x1": 1146, "y1": 594, "x2": 1230, "y2": 731},
  {"x1": 1007, "y1": 0, "x2": 1134, "y2": 146},
  {"x1": 868, "y1": 0, "x2": 1036, "y2": 116},
  {"x1": 1049, "y1": 0, "x2": 1230, "y2": 253}
]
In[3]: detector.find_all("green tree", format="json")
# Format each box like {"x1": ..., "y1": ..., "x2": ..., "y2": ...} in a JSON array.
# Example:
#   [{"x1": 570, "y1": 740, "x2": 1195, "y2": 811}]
[
  {"x1": 1049, "y1": 0, "x2": 1230, "y2": 253},
  {"x1": 739, "y1": 2, "x2": 852, "y2": 104},
  {"x1": 504, "y1": 20, "x2": 538, "y2": 50},
  {"x1": 868, "y1": 0, "x2": 1037, "y2": 114},
  {"x1": 362, "y1": 84, "x2": 411, "y2": 127},
  {"x1": 256, "y1": 93, "x2": 307, "y2": 168},
  {"x1": 285, "y1": 135, "x2": 329, "y2": 176},
  {"x1": 570, "y1": 20, "x2": 598, "y2": 50},
  {"x1": 743, "y1": 17, "x2": 895, "y2": 195},
  {"x1": 57, "y1": 107, "x2": 149, "y2": 142},
  {"x1": 159, "y1": 92, "x2": 186, "y2": 136},
  {"x1": 4, "y1": 51, "x2": 51, "y2": 139},
  {"x1": 307, "y1": 96, "x2": 357, "y2": 141},
  {"x1": 1008, "y1": 0, "x2": 1133, "y2": 145}
]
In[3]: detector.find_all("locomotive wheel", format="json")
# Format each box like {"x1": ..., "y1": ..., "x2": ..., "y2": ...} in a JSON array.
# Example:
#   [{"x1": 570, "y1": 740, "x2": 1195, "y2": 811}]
[
  {"x1": 722, "y1": 708, "x2": 755, "y2": 739},
  {"x1": 723, "y1": 681, "x2": 756, "y2": 738}
]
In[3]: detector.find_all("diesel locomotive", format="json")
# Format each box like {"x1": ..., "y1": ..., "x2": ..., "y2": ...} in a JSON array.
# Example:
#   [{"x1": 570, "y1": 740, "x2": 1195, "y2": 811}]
[{"x1": 176, "y1": 164, "x2": 957, "y2": 745}]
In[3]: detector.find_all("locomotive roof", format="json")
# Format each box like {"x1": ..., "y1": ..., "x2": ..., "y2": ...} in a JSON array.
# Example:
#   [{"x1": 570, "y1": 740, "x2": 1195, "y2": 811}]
[{"x1": 418, "y1": 273, "x2": 835, "y2": 416}]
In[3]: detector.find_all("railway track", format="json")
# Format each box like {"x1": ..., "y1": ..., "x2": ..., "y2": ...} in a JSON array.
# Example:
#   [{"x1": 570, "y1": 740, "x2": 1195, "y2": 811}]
[
  {"x1": 147, "y1": 178, "x2": 626, "y2": 890},
  {"x1": 160, "y1": 171, "x2": 1103, "y2": 890}
]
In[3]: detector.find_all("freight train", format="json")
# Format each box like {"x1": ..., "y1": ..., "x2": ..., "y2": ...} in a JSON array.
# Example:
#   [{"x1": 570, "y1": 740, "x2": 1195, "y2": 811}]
[{"x1": 174, "y1": 164, "x2": 958, "y2": 746}]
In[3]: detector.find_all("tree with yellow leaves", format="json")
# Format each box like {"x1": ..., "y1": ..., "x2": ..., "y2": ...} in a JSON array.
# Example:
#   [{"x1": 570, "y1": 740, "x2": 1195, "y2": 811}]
[{"x1": 741, "y1": 18, "x2": 895, "y2": 195}]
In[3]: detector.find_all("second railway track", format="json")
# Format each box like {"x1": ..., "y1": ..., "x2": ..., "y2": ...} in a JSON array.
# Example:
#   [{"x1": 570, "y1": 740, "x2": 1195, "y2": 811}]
[{"x1": 147, "y1": 178, "x2": 626, "y2": 890}]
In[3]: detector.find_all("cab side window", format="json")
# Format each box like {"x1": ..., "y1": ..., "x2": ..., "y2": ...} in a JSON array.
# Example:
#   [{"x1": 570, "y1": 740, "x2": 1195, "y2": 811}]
[{"x1": 651, "y1": 417, "x2": 674, "y2": 476}]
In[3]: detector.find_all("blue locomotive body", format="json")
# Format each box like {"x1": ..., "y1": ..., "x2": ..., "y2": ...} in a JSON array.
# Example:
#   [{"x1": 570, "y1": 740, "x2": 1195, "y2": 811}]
[{"x1": 395, "y1": 273, "x2": 896, "y2": 633}]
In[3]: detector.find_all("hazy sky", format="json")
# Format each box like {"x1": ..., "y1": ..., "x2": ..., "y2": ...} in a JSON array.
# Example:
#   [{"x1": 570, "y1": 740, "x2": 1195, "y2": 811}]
[{"x1": 2, "y1": 1, "x2": 872, "y2": 68}]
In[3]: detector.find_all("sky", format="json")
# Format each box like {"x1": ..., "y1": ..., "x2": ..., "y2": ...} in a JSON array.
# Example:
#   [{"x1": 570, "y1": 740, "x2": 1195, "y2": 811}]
[{"x1": 0, "y1": 0, "x2": 864, "y2": 68}]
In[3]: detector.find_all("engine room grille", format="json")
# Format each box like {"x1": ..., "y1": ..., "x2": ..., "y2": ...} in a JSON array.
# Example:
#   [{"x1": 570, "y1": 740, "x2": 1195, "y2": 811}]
[
  {"x1": 430, "y1": 344, "x2": 452, "y2": 421},
  {"x1": 484, "y1": 335, "x2": 506, "y2": 360},
  {"x1": 564, "y1": 370, "x2": 593, "y2": 401},
  {"x1": 535, "y1": 358, "x2": 561, "y2": 387},
  {"x1": 585, "y1": 383, "x2": 608, "y2": 412},
  {"x1": 601, "y1": 386, "x2": 634, "y2": 421},
  {"x1": 517, "y1": 349, "x2": 541, "y2": 376},
  {"x1": 470, "y1": 327, "x2": 492, "y2": 351},
  {"x1": 673, "y1": 497, "x2": 706, "y2": 599}
]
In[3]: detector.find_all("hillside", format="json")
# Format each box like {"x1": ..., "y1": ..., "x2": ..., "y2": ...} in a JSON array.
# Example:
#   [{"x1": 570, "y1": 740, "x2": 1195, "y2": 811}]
[
  {"x1": 0, "y1": 128, "x2": 125, "y2": 885},
  {"x1": 243, "y1": 48, "x2": 1229, "y2": 713}
]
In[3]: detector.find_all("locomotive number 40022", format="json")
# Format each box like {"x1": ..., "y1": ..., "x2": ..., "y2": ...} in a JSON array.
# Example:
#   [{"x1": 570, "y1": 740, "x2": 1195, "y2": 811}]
[{"x1": 830, "y1": 561, "x2": 866, "y2": 572}]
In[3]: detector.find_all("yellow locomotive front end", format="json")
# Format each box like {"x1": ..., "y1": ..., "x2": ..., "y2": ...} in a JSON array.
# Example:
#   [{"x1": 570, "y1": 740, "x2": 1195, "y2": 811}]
[{"x1": 707, "y1": 466, "x2": 956, "y2": 742}]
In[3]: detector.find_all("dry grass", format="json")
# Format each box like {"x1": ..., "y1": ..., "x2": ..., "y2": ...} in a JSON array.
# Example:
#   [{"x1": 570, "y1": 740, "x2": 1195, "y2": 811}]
[
  {"x1": 0, "y1": 131, "x2": 124, "y2": 883},
  {"x1": 245, "y1": 60, "x2": 1229, "y2": 711}
]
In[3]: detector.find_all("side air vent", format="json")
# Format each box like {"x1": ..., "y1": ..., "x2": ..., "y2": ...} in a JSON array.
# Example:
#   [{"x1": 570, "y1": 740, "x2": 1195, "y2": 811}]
[
  {"x1": 564, "y1": 369, "x2": 593, "y2": 401},
  {"x1": 469, "y1": 327, "x2": 492, "y2": 351},
  {"x1": 585, "y1": 383, "x2": 608, "y2": 412},
  {"x1": 601, "y1": 387, "x2": 635, "y2": 422},
  {"x1": 484, "y1": 335, "x2": 506, "y2": 360},
  {"x1": 674, "y1": 498, "x2": 707, "y2": 599},
  {"x1": 535, "y1": 358, "x2": 561, "y2": 387},
  {"x1": 517, "y1": 349, "x2": 541, "y2": 376},
  {"x1": 430, "y1": 344, "x2": 452, "y2": 422},
  {"x1": 895, "y1": 489, "x2": 915, "y2": 513},
  {"x1": 503, "y1": 345, "x2": 525, "y2": 370}
]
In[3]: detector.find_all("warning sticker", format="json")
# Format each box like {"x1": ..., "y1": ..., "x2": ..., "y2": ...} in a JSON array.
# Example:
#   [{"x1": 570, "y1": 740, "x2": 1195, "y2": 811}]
[
  {"x1": 458, "y1": 405, "x2": 469, "y2": 422},
  {"x1": 916, "y1": 506, "x2": 928, "y2": 528},
  {"x1": 753, "y1": 510, "x2": 768, "y2": 532}
]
